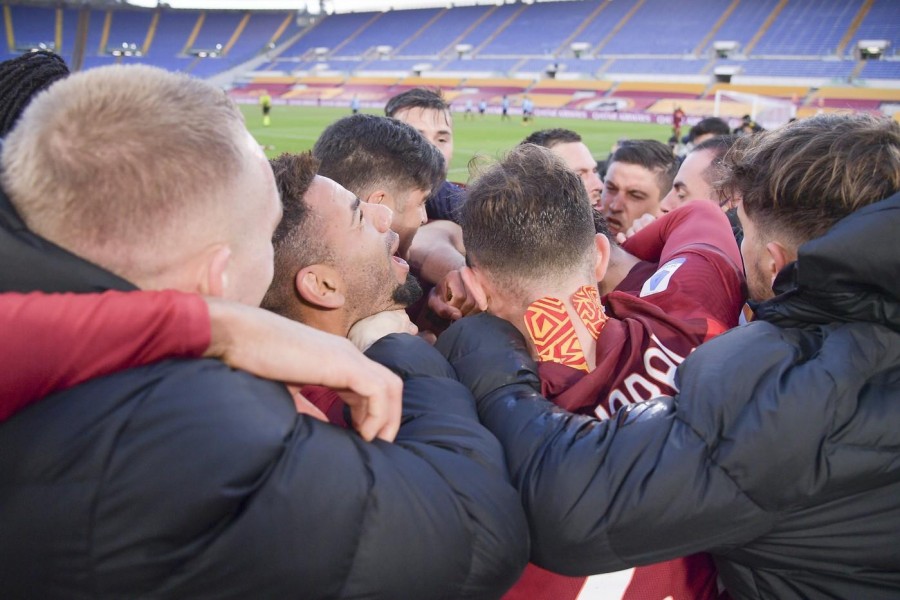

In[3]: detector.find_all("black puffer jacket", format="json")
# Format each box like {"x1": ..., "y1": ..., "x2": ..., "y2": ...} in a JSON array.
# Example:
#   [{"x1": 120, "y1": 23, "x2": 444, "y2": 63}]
[
  {"x1": 437, "y1": 192, "x2": 900, "y2": 599},
  {"x1": 0, "y1": 189, "x2": 529, "y2": 599}
]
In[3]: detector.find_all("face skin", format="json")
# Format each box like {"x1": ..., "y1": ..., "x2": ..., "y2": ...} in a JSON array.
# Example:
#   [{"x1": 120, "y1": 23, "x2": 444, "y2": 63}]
[
  {"x1": 737, "y1": 202, "x2": 774, "y2": 303},
  {"x1": 550, "y1": 141, "x2": 602, "y2": 209},
  {"x1": 224, "y1": 131, "x2": 283, "y2": 307},
  {"x1": 660, "y1": 149, "x2": 716, "y2": 213},
  {"x1": 601, "y1": 161, "x2": 664, "y2": 235},
  {"x1": 378, "y1": 187, "x2": 430, "y2": 259},
  {"x1": 692, "y1": 132, "x2": 716, "y2": 146},
  {"x1": 392, "y1": 106, "x2": 454, "y2": 166},
  {"x1": 306, "y1": 176, "x2": 420, "y2": 322}
]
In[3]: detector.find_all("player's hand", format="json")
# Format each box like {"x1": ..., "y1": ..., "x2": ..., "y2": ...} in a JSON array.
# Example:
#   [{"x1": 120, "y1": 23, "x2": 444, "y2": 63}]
[
  {"x1": 616, "y1": 213, "x2": 658, "y2": 243},
  {"x1": 348, "y1": 310, "x2": 419, "y2": 353},
  {"x1": 204, "y1": 298, "x2": 402, "y2": 443},
  {"x1": 286, "y1": 385, "x2": 329, "y2": 422},
  {"x1": 428, "y1": 268, "x2": 487, "y2": 321}
]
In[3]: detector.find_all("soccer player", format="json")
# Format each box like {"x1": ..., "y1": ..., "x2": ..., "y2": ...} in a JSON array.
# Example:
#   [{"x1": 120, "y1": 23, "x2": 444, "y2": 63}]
[
  {"x1": 601, "y1": 139, "x2": 677, "y2": 237},
  {"x1": 259, "y1": 90, "x2": 272, "y2": 126},
  {"x1": 0, "y1": 65, "x2": 528, "y2": 597},
  {"x1": 438, "y1": 113, "x2": 900, "y2": 600},
  {"x1": 442, "y1": 144, "x2": 744, "y2": 599}
]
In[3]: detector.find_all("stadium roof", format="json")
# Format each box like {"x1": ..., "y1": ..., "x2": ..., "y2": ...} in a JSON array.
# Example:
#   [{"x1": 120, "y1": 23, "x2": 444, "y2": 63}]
[{"x1": 124, "y1": 0, "x2": 571, "y2": 13}]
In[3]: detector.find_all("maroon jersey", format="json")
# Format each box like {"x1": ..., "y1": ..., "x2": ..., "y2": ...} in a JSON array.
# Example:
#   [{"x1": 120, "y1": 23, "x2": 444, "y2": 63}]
[
  {"x1": 505, "y1": 203, "x2": 743, "y2": 600},
  {"x1": 543, "y1": 202, "x2": 744, "y2": 418}
]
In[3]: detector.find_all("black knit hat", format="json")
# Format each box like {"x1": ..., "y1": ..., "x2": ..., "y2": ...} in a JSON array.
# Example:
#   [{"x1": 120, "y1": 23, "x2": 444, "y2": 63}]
[{"x1": 0, "y1": 50, "x2": 70, "y2": 138}]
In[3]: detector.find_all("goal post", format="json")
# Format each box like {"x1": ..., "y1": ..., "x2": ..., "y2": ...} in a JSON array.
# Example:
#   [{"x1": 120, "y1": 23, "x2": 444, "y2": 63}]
[{"x1": 714, "y1": 89, "x2": 797, "y2": 130}]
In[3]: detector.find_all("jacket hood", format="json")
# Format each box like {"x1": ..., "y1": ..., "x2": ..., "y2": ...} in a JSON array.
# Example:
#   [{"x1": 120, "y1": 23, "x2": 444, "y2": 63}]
[
  {"x1": 756, "y1": 191, "x2": 900, "y2": 332},
  {"x1": 0, "y1": 185, "x2": 133, "y2": 293}
]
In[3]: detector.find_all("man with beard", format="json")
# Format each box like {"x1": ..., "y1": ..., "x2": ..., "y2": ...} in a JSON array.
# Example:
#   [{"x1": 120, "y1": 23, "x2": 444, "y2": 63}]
[
  {"x1": 312, "y1": 114, "x2": 444, "y2": 262},
  {"x1": 262, "y1": 152, "x2": 426, "y2": 424},
  {"x1": 434, "y1": 143, "x2": 743, "y2": 600},
  {"x1": 0, "y1": 65, "x2": 528, "y2": 598},
  {"x1": 438, "y1": 114, "x2": 900, "y2": 599}
]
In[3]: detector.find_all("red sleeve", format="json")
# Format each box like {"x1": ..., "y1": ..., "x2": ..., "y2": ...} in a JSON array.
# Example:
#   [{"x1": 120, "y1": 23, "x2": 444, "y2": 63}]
[
  {"x1": 622, "y1": 201, "x2": 742, "y2": 268},
  {"x1": 621, "y1": 202, "x2": 746, "y2": 338},
  {"x1": 1, "y1": 290, "x2": 210, "y2": 421}
]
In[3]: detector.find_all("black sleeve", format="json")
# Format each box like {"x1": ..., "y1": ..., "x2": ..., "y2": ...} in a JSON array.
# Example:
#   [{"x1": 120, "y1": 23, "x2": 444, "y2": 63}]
[
  {"x1": 89, "y1": 343, "x2": 528, "y2": 599},
  {"x1": 426, "y1": 180, "x2": 466, "y2": 224},
  {"x1": 436, "y1": 314, "x2": 771, "y2": 576}
]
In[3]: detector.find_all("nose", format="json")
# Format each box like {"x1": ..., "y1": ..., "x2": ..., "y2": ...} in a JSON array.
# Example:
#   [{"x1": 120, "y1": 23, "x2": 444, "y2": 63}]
[
  {"x1": 418, "y1": 203, "x2": 428, "y2": 226},
  {"x1": 362, "y1": 202, "x2": 393, "y2": 233},
  {"x1": 659, "y1": 190, "x2": 676, "y2": 213},
  {"x1": 602, "y1": 190, "x2": 619, "y2": 213}
]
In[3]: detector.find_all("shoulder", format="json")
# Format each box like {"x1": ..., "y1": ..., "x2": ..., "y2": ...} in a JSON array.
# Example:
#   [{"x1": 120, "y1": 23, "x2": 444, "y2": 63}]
[{"x1": 676, "y1": 321, "x2": 900, "y2": 506}]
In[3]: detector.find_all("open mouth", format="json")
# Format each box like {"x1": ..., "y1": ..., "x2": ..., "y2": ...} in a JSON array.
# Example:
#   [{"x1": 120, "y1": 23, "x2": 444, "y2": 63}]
[
  {"x1": 606, "y1": 216, "x2": 623, "y2": 233},
  {"x1": 388, "y1": 233, "x2": 409, "y2": 282},
  {"x1": 391, "y1": 254, "x2": 410, "y2": 282}
]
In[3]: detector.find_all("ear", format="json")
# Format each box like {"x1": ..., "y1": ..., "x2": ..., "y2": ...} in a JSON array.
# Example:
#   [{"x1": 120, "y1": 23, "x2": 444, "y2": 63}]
[
  {"x1": 765, "y1": 241, "x2": 795, "y2": 285},
  {"x1": 593, "y1": 233, "x2": 611, "y2": 282},
  {"x1": 364, "y1": 190, "x2": 389, "y2": 207},
  {"x1": 199, "y1": 245, "x2": 231, "y2": 298},
  {"x1": 459, "y1": 266, "x2": 489, "y2": 311},
  {"x1": 295, "y1": 265, "x2": 345, "y2": 310}
]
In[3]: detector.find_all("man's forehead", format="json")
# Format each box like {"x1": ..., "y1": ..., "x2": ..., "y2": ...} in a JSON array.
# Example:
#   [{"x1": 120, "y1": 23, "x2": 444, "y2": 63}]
[
  {"x1": 395, "y1": 106, "x2": 452, "y2": 130},
  {"x1": 307, "y1": 175, "x2": 355, "y2": 212},
  {"x1": 606, "y1": 161, "x2": 657, "y2": 187},
  {"x1": 552, "y1": 142, "x2": 594, "y2": 168}
]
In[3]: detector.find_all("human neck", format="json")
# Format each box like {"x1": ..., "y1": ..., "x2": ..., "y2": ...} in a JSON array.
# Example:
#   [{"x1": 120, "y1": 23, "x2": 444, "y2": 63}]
[
  {"x1": 492, "y1": 278, "x2": 602, "y2": 371},
  {"x1": 599, "y1": 244, "x2": 641, "y2": 296},
  {"x1": 296, "y1": 307, "x2": 350, "y2": 338}
]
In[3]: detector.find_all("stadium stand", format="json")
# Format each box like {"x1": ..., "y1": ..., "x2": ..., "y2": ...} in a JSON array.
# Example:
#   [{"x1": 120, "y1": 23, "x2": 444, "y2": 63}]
[
  {"x1": 602, "y1": 0, "x2": 732, "y2": 56},
  {"x1": 477, "y1": 1, "x2": 599, "y2": 56},
  {"x1": 696, "y1": 0, "x2": 780, "y2": 55},
  {"x1": 752, "y1": 0, "x2": 863, "y2": 56},
  {"x1": 847, "y1": 0, "x2": 900, "y2": 58},
  {"x1": 398, "y1": 5, "x2": 495, "y2": 57},
  {"x1": 2, "y1": 0, "x2": 896, "y2": 123}
]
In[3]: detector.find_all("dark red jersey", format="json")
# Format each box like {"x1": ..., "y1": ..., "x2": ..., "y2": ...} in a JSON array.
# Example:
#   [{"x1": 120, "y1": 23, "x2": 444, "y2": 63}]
[{"x1": 505, "y1": 203, "x2": 743, "y2": 600}]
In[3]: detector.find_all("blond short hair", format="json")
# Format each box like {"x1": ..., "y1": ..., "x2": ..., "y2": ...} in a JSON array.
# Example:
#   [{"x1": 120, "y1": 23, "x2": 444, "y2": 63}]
[{"x1": 1, "y1": 64, "x2": 246, "y2": 280}]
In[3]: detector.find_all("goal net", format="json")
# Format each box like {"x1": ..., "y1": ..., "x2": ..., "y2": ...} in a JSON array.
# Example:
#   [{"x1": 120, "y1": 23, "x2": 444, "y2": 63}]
[{"x1": 714, "y1": 90, "x2": 797, "y2": 130}]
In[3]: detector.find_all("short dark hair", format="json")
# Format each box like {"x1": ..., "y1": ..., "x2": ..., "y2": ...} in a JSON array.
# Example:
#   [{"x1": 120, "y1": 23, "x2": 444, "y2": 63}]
[
  {"x1": 693, "y1": 134, "x2": 738, "y2": 198},
  {"x1": 686, "y1": 117, "x2": 730, "y2": 144},
  {"x1": 313, "y1": 114, "x2": 445, "y2": 204},
  {"x1": 385, "y1": 87, "x2": 450, "y2": 118},
  {"x1": 0, "y1": 51, "x2": 69, "y2": 138},
  {"x1": 461, "y1": 144, "x2": 596, "y2": 293},
  {"x1": 721, "y1": 113, "x2": 900, "y2": 247},
  {"x1": 521, "y1": 128, "x2": 582, "y2": 149},
  {"x1": 262, "y1": 152, "x2": 326, "y2": 317},
  {"x1": 609, "y1": 139, "x2": 678, "y2": 198}
]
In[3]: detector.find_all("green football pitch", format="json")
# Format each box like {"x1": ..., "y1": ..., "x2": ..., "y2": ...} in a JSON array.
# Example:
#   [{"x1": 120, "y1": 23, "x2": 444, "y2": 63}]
[{"x1": 240, "y1": 104, "x2": 672, "y2": 181}]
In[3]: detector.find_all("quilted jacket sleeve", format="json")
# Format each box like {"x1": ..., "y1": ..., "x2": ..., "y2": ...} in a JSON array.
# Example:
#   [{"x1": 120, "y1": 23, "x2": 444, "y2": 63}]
[
  {"x1": 78, "y1": 333, "x2": 529, "y2": 600},
  {"x1": 436, "y1": 313, "x2": 772, "y2": 576}
]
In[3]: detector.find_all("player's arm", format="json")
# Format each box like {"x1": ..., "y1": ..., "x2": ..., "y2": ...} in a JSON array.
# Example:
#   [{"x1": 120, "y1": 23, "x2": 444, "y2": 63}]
[
  {"x1": 621, "y1": 203, "x2": 746, "y2": 332},
  {"x1": 408, "y1": 219, "x2": 466, "y2": 285},
  {"x1": 2, "y1": 290, "x2": 209, "y2": 421},
  {"x1": 2, "y1": 291, "x2": 402, "y2": 442},
  {"x1": 437, "y1": 313, "x2": 773, "y2": 575},
  {"x1": 408, "y1": 220, "x2": 484, "y2": 321},
  {"x1": 623, "y1": 202, "x2": 741, "y2": 267}
]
